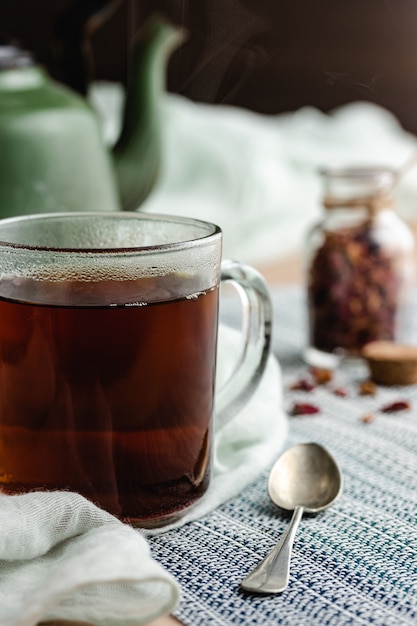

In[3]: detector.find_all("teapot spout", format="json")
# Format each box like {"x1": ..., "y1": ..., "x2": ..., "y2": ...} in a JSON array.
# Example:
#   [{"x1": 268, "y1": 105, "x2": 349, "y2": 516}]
[{"x1": 112, "y1": 15, "x2": 185, "y2": 211}]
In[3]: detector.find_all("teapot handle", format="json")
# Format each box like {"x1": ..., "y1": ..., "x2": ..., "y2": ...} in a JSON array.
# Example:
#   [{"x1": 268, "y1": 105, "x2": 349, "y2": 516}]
[
  {"x1": 54, "y1": 0, "x2": 122, "y2": 94},
  {"x1": 215, "y1": 260, "x2": 273, "y2": 430}
]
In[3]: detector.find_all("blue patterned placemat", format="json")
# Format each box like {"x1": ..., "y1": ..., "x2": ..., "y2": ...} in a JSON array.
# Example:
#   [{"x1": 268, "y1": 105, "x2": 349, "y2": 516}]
[{"x1": 148, "y1": 287, "x2": 417, "y2": 626}]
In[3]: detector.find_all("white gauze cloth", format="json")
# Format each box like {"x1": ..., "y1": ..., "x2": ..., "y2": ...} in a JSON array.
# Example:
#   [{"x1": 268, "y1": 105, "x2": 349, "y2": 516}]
[
  {"x1": 0, "y1": 324, "x2": 287, "y2": 626},
  {"x1": 90, "y1": 84, "x2": 417, "y2": 268}
]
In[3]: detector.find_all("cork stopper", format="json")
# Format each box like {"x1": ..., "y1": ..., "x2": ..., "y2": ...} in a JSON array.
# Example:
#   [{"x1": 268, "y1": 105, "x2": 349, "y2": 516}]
[{"x1": 362, "y1": 341, "x2": 417, "y2": 385}]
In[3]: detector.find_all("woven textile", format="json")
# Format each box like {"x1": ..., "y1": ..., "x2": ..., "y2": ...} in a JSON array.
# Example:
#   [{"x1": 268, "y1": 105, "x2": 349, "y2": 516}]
[{"x1": 148, "y1": 286, "x2": 417, "y2": 626}]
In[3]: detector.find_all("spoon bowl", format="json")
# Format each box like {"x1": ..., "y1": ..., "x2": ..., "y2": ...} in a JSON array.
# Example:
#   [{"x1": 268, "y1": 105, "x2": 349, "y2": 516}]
[
  {"x1": 241, "y1": 442, "x2": 342, "y2": 594},
  {"x1": 268, "y1": 442, "x2": 342, "y2": 512}
]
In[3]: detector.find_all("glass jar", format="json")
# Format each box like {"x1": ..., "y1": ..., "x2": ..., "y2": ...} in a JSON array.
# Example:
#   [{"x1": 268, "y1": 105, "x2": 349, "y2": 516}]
[{"x1": 305, "y1": 166, "x2": 415, "y2": 367}]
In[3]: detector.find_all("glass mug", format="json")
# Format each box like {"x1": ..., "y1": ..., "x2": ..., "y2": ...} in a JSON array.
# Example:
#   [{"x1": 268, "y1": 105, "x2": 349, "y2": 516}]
[{"x1": 0, "y1": 212, "x2": 272, "y2": 528}]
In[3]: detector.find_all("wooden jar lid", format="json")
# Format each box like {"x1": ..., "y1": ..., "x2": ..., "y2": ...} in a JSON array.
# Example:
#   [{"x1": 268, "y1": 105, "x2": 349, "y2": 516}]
[{"x1": 362, "y1": 341, "x2": 417, "y2": 385}]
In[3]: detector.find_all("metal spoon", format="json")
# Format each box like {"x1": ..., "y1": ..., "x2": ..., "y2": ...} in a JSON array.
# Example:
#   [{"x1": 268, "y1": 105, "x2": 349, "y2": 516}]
[{"x1": 241, "y1": 442, "x2": 343, "y2": 594}]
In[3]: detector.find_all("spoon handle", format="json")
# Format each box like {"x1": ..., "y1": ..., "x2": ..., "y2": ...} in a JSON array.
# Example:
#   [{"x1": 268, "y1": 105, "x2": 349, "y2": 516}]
[{"x1": 241, "y1": 506, "x2": 304, "y2": 594}]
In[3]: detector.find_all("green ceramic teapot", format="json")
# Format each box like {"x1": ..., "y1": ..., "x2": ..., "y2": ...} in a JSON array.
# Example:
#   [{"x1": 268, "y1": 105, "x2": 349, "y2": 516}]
[{"x1": 0, "y1": 16, "x2": 183, "y2": 217}]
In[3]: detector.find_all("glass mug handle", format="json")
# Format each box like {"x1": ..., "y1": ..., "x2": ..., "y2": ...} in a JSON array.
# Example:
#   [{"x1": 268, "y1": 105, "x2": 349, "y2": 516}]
[{"x1": 215, "y1": 259, "x2": 273, "y2": 429}]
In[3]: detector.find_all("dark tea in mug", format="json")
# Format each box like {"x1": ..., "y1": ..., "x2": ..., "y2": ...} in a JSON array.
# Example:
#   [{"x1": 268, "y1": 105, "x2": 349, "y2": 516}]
[
  {"x1": 0, "y1": 212, "x2": 271, "y2": 527},
  {"x1": 0, "y1": 275, "x2": 218, "y2": 525}
]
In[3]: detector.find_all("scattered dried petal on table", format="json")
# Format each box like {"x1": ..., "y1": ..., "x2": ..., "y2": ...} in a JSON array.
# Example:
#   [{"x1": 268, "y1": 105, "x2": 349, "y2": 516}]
[
  {"x1": 290, "y1": 402, "x2": 320, "y2": 416},
  {"x1": 358, "y1": 380, "x2": 378, "y2": 396},
  {"x1": 361, "y1": 412, "x2": 376, "y2": 424},
  {"x1": 310, "y1": 367, "x2": 333, "y2": 385},
  {"x1": 289, "y1": 378, "x2": 315, "y2": 392},
  {"x1": 333, "y1": 387, "x2": 348, "y2": 397},
  {"x1": 380, "y1": 400, "x2": 411, "y2": 413}
]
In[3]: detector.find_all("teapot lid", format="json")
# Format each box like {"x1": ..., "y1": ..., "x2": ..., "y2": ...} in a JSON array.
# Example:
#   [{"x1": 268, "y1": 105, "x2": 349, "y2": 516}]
[{"x1": 0, "y1": 36, "x2": 35, "y2": 70}]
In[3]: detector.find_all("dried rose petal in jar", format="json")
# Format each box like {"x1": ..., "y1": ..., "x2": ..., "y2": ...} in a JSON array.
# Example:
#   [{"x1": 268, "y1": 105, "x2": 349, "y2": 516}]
[{"x1": 305, "y1": 167, "x2": 415, "y2": 366}]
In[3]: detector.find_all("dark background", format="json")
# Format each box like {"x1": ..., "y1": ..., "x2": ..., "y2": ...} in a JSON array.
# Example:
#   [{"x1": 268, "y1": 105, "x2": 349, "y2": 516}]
[{"x1": 2, "y1": 0, "x2": 417, "y2": 134}]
